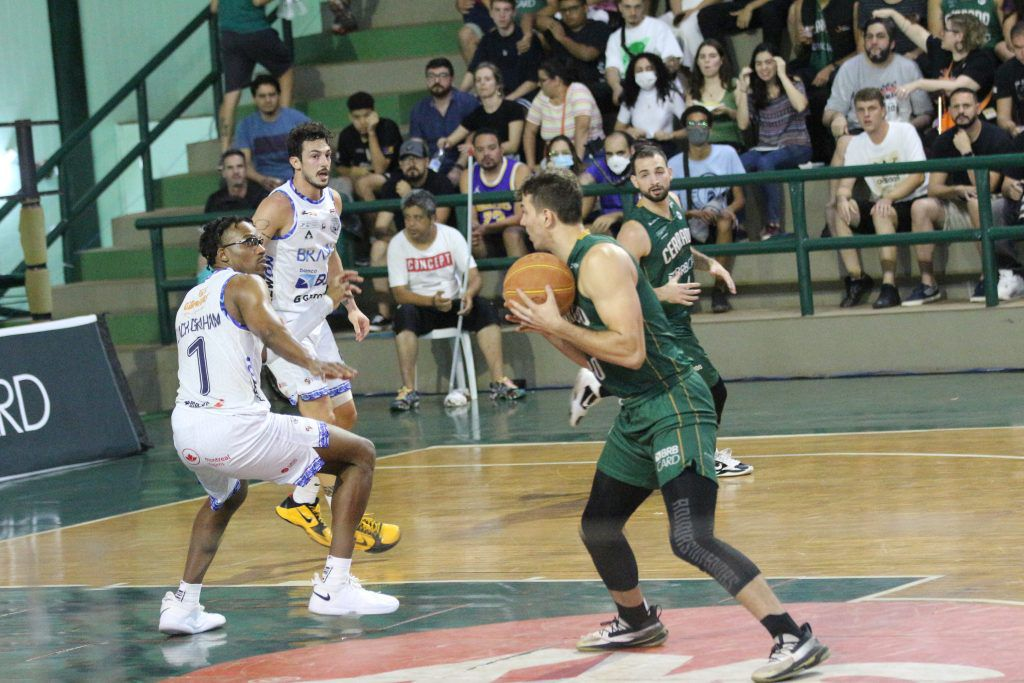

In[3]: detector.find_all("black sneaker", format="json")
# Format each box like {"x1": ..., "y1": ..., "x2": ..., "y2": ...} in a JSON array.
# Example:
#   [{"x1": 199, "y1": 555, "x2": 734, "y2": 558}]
[
  {"x1": 576, "y1": 605, "x2": 668, "y2": 651},
  {"x1": 367, "y1": 314, "x2": 391, "y2": 332},
  {"x1": 840, "y1": 274, "x2": 874, "y2": 308},
  {"x1": 872, "y1": 283, "x2": 901, "y2": 309},
  {"x1": 902, "y1": 282, "x2": 943, "y2": 306},
  {"x1": 969, "y1": 280, "x2": 987, "y2": 303},
  {"x1": 711, "y1": 289, "x2": 732, "y2": 313},
  {"x1": 751, "y1": 623, "x2": 831, "y2": 682}
]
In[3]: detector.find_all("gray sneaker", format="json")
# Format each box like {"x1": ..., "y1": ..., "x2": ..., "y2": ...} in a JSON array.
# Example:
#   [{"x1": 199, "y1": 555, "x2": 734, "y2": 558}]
[
  {"x1": 576, "y1": 606, "x2": 668, "y2": 652},
  {"x1": 751, "y1": 623, "x2": 830, "y2": 682}
]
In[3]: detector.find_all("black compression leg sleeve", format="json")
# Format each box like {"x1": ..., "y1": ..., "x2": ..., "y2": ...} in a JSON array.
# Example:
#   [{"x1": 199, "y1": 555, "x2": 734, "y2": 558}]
[
  {"x1": 661, "y1": 468, "x2": 760, "y2": 596},
  {"x1": 710, "y1": 378, "x2": 727, "y2": 426},
  {"x1": 579, "y1": 469, "x2": 652, "y2": 592}
]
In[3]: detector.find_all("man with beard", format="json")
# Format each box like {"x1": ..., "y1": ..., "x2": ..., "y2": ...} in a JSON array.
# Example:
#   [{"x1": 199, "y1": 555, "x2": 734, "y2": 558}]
[
  {"x1": 910, "y1": 88, "x2": 1024, "y2": 302},
  {"x1": 409, "y1": 58, "x2": 479, "y2": 182},
  {"x1": 570, "y1": 143, "x2": 753, "y2": 478},
  {"x1": 252, "y1": 122, "x2": 401, "y2": 554},
  {"x1": 367, "y1": 139, "x2": 458, "y2": 329},
  {"x1": 508, "y1": 168, "x2": 828, "y2": 680},
  {"x1": 460, "y1": 128, "x2": 531, "y2": 258}
]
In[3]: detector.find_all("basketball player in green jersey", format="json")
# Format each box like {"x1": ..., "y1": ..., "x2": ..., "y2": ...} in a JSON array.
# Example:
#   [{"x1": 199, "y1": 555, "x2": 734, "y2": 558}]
[
  {"x1": 509, "y1": 169, "x2": 829, "y2": 683},
  {"x1": 572, "y1": 140, "x2": 752, "y2": 477}
]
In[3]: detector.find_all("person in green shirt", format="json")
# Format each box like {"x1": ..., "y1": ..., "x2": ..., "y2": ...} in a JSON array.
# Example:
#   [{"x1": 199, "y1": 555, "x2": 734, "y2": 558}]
[
  {"x1": 211, "y1": 0, "x2": 295, "y2": 151},
  {"x1": 508, "y1": 168, "x2": 830, "y2": 682}
]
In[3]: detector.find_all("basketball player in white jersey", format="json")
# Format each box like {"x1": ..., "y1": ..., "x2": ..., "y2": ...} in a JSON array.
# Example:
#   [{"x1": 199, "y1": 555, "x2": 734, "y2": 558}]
[
  {"x1": 252, "y1": 122, "x2": 400, "y2": 553},
  {"x1": 160, "y1": 216, "x2": 398, "y2": 635}
]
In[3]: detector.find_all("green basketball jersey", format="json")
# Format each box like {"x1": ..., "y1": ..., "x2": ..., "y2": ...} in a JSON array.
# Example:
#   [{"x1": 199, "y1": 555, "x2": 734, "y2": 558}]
[
  {"x1": 566, "y1": 232, "x2": 694, "y2": 399},
  {"x1": 632, "y1": 201, "x2": 695, "y2": 331},
  {"x1": 941, "y1": 0, "x2": 1001, "y2": 48}
]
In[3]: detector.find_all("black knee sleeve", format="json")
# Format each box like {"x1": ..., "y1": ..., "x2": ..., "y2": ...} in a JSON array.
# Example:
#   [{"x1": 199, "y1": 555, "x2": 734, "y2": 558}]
[
  {"x1": 579, "y1": 470, "x2": 651, "y2": 592},
  {"x1": 710, "y1": 378, "x2": 727, "y2": 425},
  {"x1": 662, "y1": 469, "x2": 760, "y2": 597}
]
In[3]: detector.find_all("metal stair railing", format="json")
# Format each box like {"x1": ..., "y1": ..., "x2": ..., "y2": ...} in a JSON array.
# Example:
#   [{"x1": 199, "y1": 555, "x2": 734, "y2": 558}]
[{"x1": 137, "y1": 153, "x2": 1024, "y2": 345}]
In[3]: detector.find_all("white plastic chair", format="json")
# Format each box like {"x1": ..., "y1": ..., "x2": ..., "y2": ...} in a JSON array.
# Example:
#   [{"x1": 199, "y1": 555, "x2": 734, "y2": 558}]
[{"x1": 418, "y1": 327, "x2": 478, "y2": 401}]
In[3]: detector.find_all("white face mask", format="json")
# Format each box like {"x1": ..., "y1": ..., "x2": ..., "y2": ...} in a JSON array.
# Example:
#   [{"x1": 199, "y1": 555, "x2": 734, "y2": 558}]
[
  {"x1": 550, "y1": 153, "x2": 574, "y2": 168},
  {"x1": 635, "y1": 71, "x2": 657, "y2": 90},
  {"x1": 606, "y1": 154, "x2": 630, "y2": 176}
]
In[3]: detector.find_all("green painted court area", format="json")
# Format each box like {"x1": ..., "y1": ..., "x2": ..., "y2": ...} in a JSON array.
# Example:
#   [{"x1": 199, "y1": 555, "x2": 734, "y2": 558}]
[{"x1": 0, "y1": 577, "x2": 917, "y2": 682}]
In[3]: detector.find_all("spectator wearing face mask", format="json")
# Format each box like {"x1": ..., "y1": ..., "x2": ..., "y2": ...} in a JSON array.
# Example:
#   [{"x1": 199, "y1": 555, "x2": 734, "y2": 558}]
[
  {"x1": 580, "y1": 130, "x2": 637, "y2": 235},
  {"x1": 615, "y1": 52, "x2": 687, "y2": 158}
]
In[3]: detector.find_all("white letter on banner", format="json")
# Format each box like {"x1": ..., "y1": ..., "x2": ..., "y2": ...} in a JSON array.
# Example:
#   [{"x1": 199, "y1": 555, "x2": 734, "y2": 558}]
[
  {"x1": 0, "y1": 379, "x2": 23, "y2": 436},
  {"x1": 14, "y1": 374, "x2": 50, "y2": 432}
]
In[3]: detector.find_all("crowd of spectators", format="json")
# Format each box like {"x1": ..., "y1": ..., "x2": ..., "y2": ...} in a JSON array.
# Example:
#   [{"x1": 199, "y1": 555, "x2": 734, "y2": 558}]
[{"x1": 209, "y1": 0, "x2": 1024, "y2": 317}]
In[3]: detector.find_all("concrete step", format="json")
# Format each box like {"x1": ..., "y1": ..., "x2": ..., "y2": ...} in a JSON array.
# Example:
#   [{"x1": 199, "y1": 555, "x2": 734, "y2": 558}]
[
  {"x1": 319, "y1": 0, "x2": 455, "y2": 30},
  {"x1": 105, "y1": 311, "x2": 163, "y2": 346},
  {"x1": 293, "y1": 20, "x2": 461, "y2": 66},
  {"x1": 79, "y1": 245, "x2": 197, "y2": 281},
  {"x1": 52, "y1": 279, "x2": 185, "y2": 318},
  {"x1": 186, "y1": 139, "x2": 222, "y2": 176},
  {"x1": 155, "y1": 172, "x2": 219, "y2": 209},
  {"x1": 111, "y1": 206, "x2": 205, "y2": 250},
  {"x1": 295, "y1": 53, "x2": 464, "y2": 102}
]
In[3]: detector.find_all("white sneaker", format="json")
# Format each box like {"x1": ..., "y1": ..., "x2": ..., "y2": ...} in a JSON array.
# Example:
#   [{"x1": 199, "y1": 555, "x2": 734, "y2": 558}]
[
  {"x1": 159, "y1": 591, "x2": 226, "y2": 635},
  {"x1": 997, "y1": 269, "x2": 1024, "y2": 301},
  {"x1": 751, "y1": 623, "x2": 830, "y2": 682},
  {"x1": 714, "y1": 448, "x2": 753, "y2": 477},
  {"x1": 570, "y1": 368, "x2": 603, "y2": 427},
  {"x1": 308, "y1": 573, "x2": 399, "y2": 615}
]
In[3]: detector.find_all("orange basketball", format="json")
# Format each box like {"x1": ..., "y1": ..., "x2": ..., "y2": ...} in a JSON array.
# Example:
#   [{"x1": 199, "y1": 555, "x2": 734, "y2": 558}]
[{"x1": 503, "y1": 252, "x2": 576, "y2": 315}]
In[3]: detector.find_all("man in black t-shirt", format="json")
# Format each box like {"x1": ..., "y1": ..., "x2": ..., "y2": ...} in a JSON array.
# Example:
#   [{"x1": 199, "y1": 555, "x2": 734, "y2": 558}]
[
  {"x1": 366, "y1": 139, "x2": 458, "y2": 329},
  {"x1": 204, "y1": 148, "x2": 270, "y2": 214},
  {"x1": 461, "y1": 0, "x2": 543, "y2": 101},
  {"x1": 539, "y1": 0, "x2": 611, "y2": 85},
  {"x1": 334, "y1": 91, "x2": 403, "y2": 204},
  {"x1": 995, "y1": 21, "x2": 1024, "y2": 141},
  {"x1": 910, "y1": 88, "x2": 1023, "y2": 302}
]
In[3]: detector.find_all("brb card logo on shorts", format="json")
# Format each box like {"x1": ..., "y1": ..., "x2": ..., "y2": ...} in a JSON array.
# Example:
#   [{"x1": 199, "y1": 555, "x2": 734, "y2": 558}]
[{"x1": 654, "y1": 445, "x2": 681, "y2": 472}]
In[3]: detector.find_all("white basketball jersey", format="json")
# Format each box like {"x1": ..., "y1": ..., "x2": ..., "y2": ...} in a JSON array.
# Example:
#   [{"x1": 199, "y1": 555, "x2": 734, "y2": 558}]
[
  {"x1": 264, "y1": 180, "x2": 342, "y2": 314},
  {"x1": 175, "y1": 268, "x2": 269, "y2": 415}
]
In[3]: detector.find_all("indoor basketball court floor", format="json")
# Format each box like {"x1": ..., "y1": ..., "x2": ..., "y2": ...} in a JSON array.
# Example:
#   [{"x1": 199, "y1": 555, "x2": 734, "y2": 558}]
[{"x1": 2, "y1": 372, "x2": 1023, "y2": 682}]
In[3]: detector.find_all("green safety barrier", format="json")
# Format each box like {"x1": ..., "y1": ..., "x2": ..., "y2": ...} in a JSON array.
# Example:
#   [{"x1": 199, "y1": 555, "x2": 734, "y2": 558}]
[{"x1": 138, "y1": 152, "x2": 1024, "y2": 344}]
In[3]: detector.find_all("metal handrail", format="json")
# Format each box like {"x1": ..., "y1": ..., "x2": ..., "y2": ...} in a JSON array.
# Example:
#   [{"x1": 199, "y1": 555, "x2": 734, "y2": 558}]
[
  {"x1": 137, "y1": 152, "x2": 1024, "y2": 343},
  {"x1": 1, "y1": 2, "x2": 291, "y2": 300}
]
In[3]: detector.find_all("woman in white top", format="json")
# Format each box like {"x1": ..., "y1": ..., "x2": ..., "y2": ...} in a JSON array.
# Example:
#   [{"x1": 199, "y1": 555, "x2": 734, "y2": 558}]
[
  {"x1": 523, "y1": 58, "x2": 604, "y2": 170},
  {"x1": 615, "y1": 52, "x2": 686, "y2": 157}
]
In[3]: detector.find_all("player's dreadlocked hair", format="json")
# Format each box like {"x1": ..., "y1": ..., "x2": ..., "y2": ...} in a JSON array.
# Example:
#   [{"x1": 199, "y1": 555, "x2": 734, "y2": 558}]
[{"x1": 199, "y1": 216, "x2": 245, "y2": 268}]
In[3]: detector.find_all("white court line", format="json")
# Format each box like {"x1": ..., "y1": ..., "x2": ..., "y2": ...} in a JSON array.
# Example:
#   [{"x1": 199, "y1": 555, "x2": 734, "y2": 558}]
[
  {"x1": 850, "y1": 575, "x2": 943, "y2": 602},
  {"x1": 870, "y1": 596, "x2": 1024, "y2": 607}
]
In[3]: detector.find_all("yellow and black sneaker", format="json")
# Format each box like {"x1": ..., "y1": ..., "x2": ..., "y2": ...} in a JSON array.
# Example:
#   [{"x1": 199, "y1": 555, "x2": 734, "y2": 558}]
[
  {"x1": 354, "y1": 514, "x2": 401, "y2": 553},
  {"x1": 275, "y1": 496, "x2": 333, "y2": 547}
]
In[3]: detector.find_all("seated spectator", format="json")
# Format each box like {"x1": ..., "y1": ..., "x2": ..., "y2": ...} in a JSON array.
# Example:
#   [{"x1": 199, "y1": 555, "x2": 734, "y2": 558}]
[
  {"x1": 523, "y1": 59, "x2": 604, "y2": 168},
  {"x1": 995, "y1": 20, "x2": 1024, "y2": 140},
  {"x1": 615, "y1": 52, "x2": 687, "y2": 157},
  {"x1": 462, "y1": 0, "x2": 544, "y2": 101},
  {"x1": 369, "y1": 139, "x2": 458, "y2": 330},
  {"x1": 457, "y1": 0, "x2": 497, "y2": 64},
  {"x1": 930, "y1": 0, "x2": 1010, "y2": 57},
  {"x1": 410, "y1": 58, "x2": 480, "y2": 184},
  {"x1": 736, "y1": 44, "x2": 813, "y2": 239},
  {"x1": 605, "y1": 0, "x2": 684, "y2": 105},
  {"x1": 877, "y1": 9, "x2": 997, "y2": 138},
  {"x1": 851, "y1": 0, "x2": 927, "y2": 57},
  {"x1": 667, "y1": 105, "x2": 746, "y2": 312},
  {"x1": 233, "y1": 74, "x2": 310, "y2": 192},
  {"x1": 461, "y1": 129, "x2": 531, "y2": 257},
  {"x1": 197, "y1": 148, "x2": 271, "y2": 283},
  {"x1": 213, "y1": 0, "x2": 294, "y2": 151},
  {"x1": 538, "y1": 0, "x2": 613, "y2": 88},
  {"x1": 439, "y1": 63, "x2": 526, "y2": 158},
  {"x1": 580, "y1": 130, "x2": 636, "y2": 234},
  {"x1": 832, "y1": 88, "x2": 928, "y2": 309},
  {"x1": 335, "y1": 91, "x2": 403, "y2": 204},
  {"x1": 696, "y1": 0, "x2": 792, "y2": 53},
  {"x1": 386, "y1": 190, "x2": 526, "y2": 411},
  {"x1": 790, "y1": 0, "x2": 859, "y2": 161},
  {"x1": 204, "y1": 149, "x2": 270, "y2": 213},
  {"x1": 910, "y1": 88, "x2": 1023, "y2": 302},
  {"x1": 686, "y1": 40, "x2": 745, "y2": 149},
  {"x1": 542, "y1": 134, "x2": 589, "y2": 172}
]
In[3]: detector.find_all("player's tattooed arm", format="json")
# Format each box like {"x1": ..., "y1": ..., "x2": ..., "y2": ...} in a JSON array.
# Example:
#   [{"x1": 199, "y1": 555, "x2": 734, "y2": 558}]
[{"x1": 251, "y1": 191, "x2": 293, "y2": 242}]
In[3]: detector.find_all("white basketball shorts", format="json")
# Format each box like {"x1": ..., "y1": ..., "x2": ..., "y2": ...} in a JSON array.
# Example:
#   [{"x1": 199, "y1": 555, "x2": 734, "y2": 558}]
[{"x1": 267, "y1": 318, "x2": 353, "y2": 405}]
